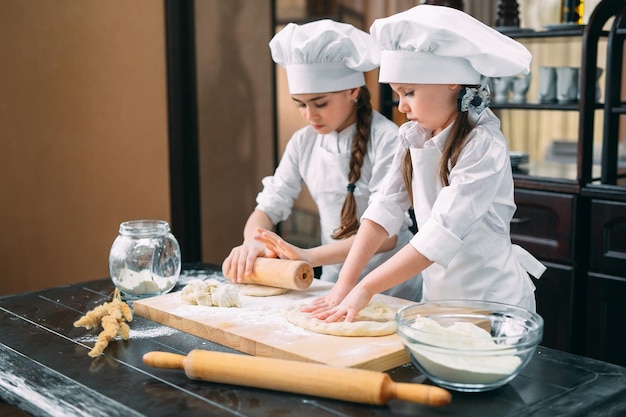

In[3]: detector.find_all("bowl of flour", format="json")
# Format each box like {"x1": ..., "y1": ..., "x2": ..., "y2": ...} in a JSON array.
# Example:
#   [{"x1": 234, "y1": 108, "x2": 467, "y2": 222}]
[{"x1": 396, "y1": 300, "x2": 543, "y2": 392}]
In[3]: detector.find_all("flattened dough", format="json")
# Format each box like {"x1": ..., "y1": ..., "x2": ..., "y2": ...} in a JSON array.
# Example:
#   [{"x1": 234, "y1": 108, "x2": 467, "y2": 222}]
[
  {"x1": 282, "y1": 301, "x2": 397, "y2": 337},
  {"x1": 239, "y1": 284, "x2": 289, "y2": 297}
]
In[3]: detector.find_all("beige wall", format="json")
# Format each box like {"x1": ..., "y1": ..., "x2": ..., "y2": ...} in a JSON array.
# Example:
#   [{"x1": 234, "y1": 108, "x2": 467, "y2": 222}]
[
  {"x1": 0, "y1": 0, "x2": 277, "y2": 295},
  {"x1": 0, "y1": 1, "x2": 170, "y2": 295}
]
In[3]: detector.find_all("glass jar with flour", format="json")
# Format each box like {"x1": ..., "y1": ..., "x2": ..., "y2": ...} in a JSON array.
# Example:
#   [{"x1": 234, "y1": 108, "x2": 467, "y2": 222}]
[{"x1": 109, "y1": 220, "x2": 181, "y2": 300}]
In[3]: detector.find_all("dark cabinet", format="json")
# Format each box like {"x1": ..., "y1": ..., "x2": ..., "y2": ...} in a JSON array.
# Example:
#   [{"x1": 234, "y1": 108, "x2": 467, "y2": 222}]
[
  {"x1": 511, "y1": 190, "x2": 576, "y2": 264},
  {"x1": 511, "y1": 189, "x2": 580, "y2": 352},
  {"x1": 586, "y1": 271, "x2": 626, "y2": 366},
  {"x1": 585, "y1": 199, "x2": 626, "y2": 366},
  {"x1": 579, "y1": 0, "x2": 626, "y2": 367},
  {"x1": 589, "y1": 199, "x2": 626, "y2": 275},
  {"x1": 532, "y1": 262, "x2": 577, "y2": 352}
]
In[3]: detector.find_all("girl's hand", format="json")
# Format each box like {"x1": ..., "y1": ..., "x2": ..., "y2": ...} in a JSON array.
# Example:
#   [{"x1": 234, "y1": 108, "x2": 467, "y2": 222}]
[
  {"x1": 254, "y1": 227, "x2": 309, "y2": 262},
  {"x1": 222, "y1": 241, "x2": 276, "y2": 283},
  {"x1": 300, "y1": 279, "x2": 354, "y2": 314},
  {"x1": 314, "y1": 285, "x2": 374, "y2": 323}
]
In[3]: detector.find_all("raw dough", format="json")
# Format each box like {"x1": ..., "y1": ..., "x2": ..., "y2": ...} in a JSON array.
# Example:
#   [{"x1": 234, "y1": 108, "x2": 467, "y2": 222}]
[
  {"x1": 239, "y1": 284, "x2": 289, "y2": 297},
  {"x1": 282, "y1": 301, "x2": 397, "y2": 337},
  {"x1": 211, "y1": 284, "x2": 241, "y2": 307},
  {"x1": 181, "y1": 279, "x2": 241, "y2": 307}
]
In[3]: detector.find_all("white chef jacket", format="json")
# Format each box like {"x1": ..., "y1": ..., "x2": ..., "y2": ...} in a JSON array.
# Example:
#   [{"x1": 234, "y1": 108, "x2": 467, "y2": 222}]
[
  {"x1": 255, "y1": 111, "x2": 422, "y2": 301},
  {"x1": 362, "y1": 108, "x2": 545, "y2": 311}
]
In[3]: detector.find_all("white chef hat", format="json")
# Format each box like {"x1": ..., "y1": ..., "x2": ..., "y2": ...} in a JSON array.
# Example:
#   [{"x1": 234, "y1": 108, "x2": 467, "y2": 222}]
[
  {"x1": 370, "y1": 5, "x2": 531, "y2": 85},
  {"x1": 269, "y1": 19, "x2": 380, "y2": 94}
]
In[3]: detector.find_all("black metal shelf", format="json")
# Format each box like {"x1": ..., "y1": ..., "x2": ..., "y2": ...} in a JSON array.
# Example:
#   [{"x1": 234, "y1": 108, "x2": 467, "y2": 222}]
[
  {"x1": 492, "y1": 102, "x2": 602, "y2": 111},
  {"x1": 610, "y1": 106, "x2": 626, "y2": 114},
  {"x1": 385, "y1": 101, "x2": 600, "y2": 111},
  {"x1": 495, "y1": 27, "x2": 590, "y2": 39}
]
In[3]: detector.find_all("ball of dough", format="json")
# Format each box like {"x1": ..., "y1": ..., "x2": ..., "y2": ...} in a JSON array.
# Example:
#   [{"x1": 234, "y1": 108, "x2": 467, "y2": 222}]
[
  {"x1": 181, "y1": 279, "x2": 240, "y2": 307},
  {"x1": 212, "y1": 284, "x2": 241, "y2": 307}
]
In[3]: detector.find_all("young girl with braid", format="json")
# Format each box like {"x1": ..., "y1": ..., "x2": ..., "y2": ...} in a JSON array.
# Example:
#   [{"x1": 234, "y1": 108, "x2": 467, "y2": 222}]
[
  {"x1": 307, "y1": 6, "x2": 547, "y2": 322},
  {"x1": 222, "y1": 20, "x2": 422, "y2": 301}
]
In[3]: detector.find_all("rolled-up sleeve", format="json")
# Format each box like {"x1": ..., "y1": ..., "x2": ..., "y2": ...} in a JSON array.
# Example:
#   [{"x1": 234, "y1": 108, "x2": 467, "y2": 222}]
[
  {"x1": 362, "y1": 132, "x2": 412, "y2": 237},
  {"x1": 409, "y1": 218, "x2": 462, "y2": 266},
  {"x1": 365, "y1": 114, "x2": 400, "y2": 206}
]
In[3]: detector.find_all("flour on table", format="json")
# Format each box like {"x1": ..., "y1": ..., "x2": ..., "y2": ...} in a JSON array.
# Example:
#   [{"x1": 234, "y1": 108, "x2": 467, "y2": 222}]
[
  {"x1": 239, "y1": 284, "x2": 289, "y2": 297},
  {"x1": 181, "y1": 279, "x2": 240, "y2": 307},
  {"x1": 406, "y1": 317, "x2": 522, "y2": 383},
  {"x1": 282, "y1": 301, "x2": 397, "y2": 337}
]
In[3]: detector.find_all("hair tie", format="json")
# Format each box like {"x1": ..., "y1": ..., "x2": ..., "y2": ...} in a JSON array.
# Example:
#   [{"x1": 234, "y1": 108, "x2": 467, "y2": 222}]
[
  {"x1": 457, "y1": 84, "x2": 491, "y2": 114},
  {"x1": 347, "y1": 183, "x2": 356, "y2": 193}
]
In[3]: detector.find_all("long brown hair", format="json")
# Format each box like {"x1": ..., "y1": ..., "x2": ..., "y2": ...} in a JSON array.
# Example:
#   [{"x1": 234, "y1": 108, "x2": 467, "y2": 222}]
[
  {"x1": 332, "y1": 86, "x2": 372, "y2": 240},
  {"x1": 401, "y1": 108, "x2": 474, "y2": 203}
]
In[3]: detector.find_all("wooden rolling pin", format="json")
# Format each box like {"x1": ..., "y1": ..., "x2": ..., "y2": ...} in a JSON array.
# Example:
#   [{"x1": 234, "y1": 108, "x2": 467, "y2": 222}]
[
  {"x1": 222, "y1": 257, "x2": 314, "y2": 290},
  {"x1": 143, "y1": 350, "x2": 451, "y2": 407}
]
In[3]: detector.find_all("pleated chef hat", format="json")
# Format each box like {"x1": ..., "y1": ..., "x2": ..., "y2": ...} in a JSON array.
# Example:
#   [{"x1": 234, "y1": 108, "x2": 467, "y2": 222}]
[
  {"x1": 370, "y1": 5, "x2": 531, "y2": 85},
  {"x1": 269, "y1": 19, "x2": 380, "y2": 94}
]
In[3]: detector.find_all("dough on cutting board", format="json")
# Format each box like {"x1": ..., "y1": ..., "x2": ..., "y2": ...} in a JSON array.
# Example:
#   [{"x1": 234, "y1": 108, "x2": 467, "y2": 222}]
[
  {"x1": 239, "y1": 284, "x2": 289, "y2": 297},
  {"x1": 181, "y1": 279, "x2": 241, "y2": 307},
  {"x1": 282, "y1": 301, "x2": 397, "y2": 337}
]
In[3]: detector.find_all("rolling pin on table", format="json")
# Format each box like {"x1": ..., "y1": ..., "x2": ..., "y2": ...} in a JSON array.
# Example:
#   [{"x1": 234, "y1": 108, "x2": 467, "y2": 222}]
[{"x1": 143, "y1": 350, "x2": 452, "y2": 407}]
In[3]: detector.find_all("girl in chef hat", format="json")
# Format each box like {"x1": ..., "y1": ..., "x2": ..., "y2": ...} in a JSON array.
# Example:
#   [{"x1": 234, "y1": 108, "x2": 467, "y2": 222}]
[
  {"x1": 223, "y1": 19, "x2": 422, "y2": 301},
  {"x1": 307, "y1": 5, "x2": 547, "y2": 322}
]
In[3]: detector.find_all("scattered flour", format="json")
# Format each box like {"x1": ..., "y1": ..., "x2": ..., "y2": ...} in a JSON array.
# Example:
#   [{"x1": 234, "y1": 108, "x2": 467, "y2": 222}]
[
  {"x1": 406, "y1": 317, "x2": 522, "y2": 384},
  {"x1": 75, "y1": 323, "x2": 178, "y2": 343}
]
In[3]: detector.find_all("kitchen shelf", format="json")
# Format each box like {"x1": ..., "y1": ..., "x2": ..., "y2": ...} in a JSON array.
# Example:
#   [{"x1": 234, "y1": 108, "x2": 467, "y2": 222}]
[
  {"x1": 499, "y1": 27, "x2": 591, "y2": 38},
  {"x1": 383, "y1": 101, "x2": 601, "y2": 112},
  {"x1": 491, "y1": 102, "x2": 602, "y2": 110}
]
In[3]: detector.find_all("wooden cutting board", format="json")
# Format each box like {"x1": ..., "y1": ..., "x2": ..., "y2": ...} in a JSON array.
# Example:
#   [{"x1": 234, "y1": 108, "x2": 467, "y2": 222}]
[{"x1": 133, "y1": 279, "x2": 413, "y2": 371}]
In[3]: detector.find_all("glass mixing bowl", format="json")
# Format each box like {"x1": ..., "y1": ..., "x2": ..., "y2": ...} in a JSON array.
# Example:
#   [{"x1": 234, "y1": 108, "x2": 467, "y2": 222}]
[{"x1": 396, "y1": 300, "x2": 543, "y2": 392}]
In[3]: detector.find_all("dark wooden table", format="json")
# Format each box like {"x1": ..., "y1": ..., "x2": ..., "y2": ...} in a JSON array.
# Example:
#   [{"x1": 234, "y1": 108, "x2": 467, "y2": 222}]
[{"x1": 1, "y1": 264, "x2": 626, "y2": 417}]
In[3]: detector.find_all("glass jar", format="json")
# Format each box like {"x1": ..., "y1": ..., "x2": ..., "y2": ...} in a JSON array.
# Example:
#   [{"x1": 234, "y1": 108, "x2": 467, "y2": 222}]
[{"x1": 109, "y1": 220, "x2": 181, "y2": 300}]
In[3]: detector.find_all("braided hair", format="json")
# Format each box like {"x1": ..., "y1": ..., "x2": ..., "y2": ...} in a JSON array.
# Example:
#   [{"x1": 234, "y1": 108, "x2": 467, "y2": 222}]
[{"x1": 332, "y1": 85, "x2": 372, "y2": 240}]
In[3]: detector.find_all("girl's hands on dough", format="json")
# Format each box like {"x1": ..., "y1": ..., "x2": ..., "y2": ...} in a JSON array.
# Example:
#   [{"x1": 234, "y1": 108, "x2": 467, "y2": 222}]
[
  {"x1": 254, "y1": 227, "x2": 309, "y2": 263},
  {"x1": 315, "y1": 285, "x2": 374, "y2": 323},
  {"x1": 222, "y1": 241, "x2": 276, "y2": 283},
  {"x1": 301, "y1": 279, "x2": 354, "y2": 315}
]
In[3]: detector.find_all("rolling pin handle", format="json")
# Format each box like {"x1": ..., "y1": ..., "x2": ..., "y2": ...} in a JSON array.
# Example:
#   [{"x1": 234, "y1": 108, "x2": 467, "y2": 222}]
[
  {"x1": 142, "y1": 351, "x2": 186, "y2": 370},
  {"x1": 388, "y1": 381, "x2": 452, "y2": 406}
]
